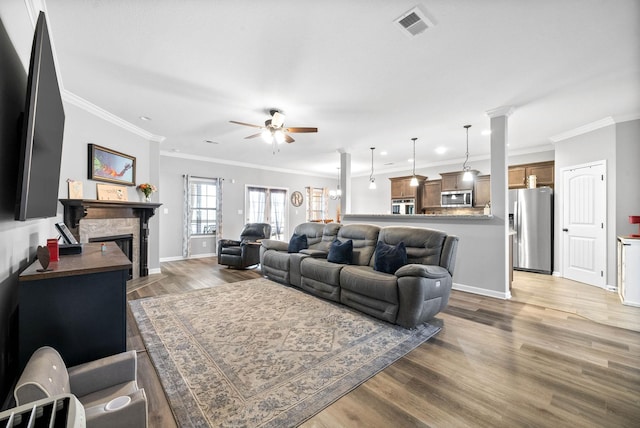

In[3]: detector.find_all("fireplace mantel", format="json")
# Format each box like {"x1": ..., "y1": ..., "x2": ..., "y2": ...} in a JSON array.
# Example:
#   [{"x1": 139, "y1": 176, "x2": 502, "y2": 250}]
[{"x1": 59, "y1": 199, "x2": 162, "y2": 277}]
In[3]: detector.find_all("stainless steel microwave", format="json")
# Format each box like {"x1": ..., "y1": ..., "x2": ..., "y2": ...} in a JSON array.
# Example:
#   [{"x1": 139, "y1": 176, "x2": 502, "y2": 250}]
[{"x1": 441, "y1": 190, "x2": 473, "y2": 207}]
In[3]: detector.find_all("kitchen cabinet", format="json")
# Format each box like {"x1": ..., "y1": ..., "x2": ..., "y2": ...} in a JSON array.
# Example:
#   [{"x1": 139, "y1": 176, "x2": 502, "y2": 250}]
[
  {"x1": 508, "y1": 161, "x2": 554, "y2": 189},
  {"x1": 390, "y1": 175, "x2": 426, "y2": 202},
  {"x1": 440, "y1": 170, "x2": 478, "y2": 191},
  {"x1": 618, "y1": 236, "x2": 640, "y2": 307},
  {"x1": 474, "y1": 175, "x2": 491, "y2": 208},
  {"x1": 422, "y1": 179, "x2": 442, "y2": 208}
]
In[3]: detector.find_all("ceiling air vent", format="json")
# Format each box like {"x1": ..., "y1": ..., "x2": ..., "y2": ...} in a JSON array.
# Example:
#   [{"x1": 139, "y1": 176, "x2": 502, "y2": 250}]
[{"x1": 395, "y1": 6, "x2": 435, "y2": 37}]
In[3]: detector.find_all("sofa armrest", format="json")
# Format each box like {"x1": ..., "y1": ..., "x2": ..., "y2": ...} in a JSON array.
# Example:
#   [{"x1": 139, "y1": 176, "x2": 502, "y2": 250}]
[
  {"x1": 395, "y1": 264, "x2": 450, "y2": 279},
  {"x1": 83, "y1": 388, "x2": 147, "y2": 428},
  {"x1": 68, "y1": 351, "x2": 137, "y2": 397},
  {"x1": 261, "y1": 239, "x2": 289, "y2": 252},
  {"x1": 300, "y1": 249, "x2": 328, "y2": 258}
]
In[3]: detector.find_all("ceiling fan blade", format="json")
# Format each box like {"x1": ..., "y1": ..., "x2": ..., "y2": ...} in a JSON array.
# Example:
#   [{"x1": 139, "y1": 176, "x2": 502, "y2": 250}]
[
  {"x1": 285, "y1": 127, "x2": 318, "y2": 133},
  {"x1": 285, "y1": 134, "x2": 295, "y2": 143},
  {"x1": 271, "y1": 112, "x2": 286, "y2": 128},
  {"x1": 244, "y1": 132, "x2": 263, "y2": 139},
  {"x1": 230, "y1": 120, "x2": 263, "y2": 129}
]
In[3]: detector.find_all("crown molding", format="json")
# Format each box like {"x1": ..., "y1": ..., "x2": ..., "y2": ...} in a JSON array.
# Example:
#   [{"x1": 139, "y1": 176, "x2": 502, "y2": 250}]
[
  {"x1": 160, "y1": 151, "x2": 331, "y2": 178},
  {"x1": 485, "y1": 106, "x2": 516, "y2": 118},
  {"x1": 62, "y1": 91, "x2": 165, "y2": 143},
  {"x1": 549, "y1": 117, "x2": 615, "y2": 143}
]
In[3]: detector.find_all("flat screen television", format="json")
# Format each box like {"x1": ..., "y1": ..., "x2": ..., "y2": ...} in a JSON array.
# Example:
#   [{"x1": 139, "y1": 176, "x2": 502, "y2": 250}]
[{"x1": 15, "y1": 11, "x2": 65, "y2": 221}]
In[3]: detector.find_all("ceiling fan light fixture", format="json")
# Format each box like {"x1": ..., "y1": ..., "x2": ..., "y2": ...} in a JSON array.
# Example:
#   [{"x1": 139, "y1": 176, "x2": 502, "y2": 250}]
[
  {"x1": 261, "y1": 129, "x2": 272, "y2": 143},
  {"x1": 274, "y1": 129, "x2": 286, "y2": 144}
]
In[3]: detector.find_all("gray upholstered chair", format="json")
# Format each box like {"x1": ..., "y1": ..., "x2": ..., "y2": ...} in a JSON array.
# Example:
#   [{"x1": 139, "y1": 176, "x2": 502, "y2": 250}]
[
  {"x1": 218, "y1": 222, "x2": 272, "y2": 268},
  {"x1": 15, "y1": 346, "x2": 147, "y2": 428}
]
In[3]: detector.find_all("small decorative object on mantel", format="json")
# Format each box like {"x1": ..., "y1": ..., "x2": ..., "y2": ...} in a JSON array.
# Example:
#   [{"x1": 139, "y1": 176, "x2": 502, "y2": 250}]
[
  {"x1": 67, "y1": 179, "x2": 83, "y2": 199},
  {"x1": 484, "y1": 203, "x2": 491, "y2": 216},
  {"x1": 97, "y1": 183, "x2": 128, "y2": 201},
  {"x1": 137, "y1": 183, "x2": 157, "y2": 202},
  {"x1": 630, "y1": 215, "x2": 640, "y2": 238},
  {"x1": 36, "y1": 245, "x2": 51, "y2": 272}
]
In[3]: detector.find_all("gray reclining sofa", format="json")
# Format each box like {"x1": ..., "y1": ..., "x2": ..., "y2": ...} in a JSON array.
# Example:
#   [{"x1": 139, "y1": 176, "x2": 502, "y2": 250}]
[{"x1": 260, "y1": 222, "x2": 458, "y2": 328}]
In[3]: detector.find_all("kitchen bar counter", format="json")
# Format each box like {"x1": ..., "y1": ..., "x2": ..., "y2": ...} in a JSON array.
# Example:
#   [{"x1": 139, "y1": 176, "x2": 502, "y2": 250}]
[{"x1": 343, "y1": 213, "x2": 494, "y2": 222}]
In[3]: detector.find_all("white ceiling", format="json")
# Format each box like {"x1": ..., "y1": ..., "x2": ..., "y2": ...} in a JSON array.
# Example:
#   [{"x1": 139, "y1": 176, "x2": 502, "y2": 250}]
[{"x1": 42, "y1": 0, "x2": 639, "y2": 176}]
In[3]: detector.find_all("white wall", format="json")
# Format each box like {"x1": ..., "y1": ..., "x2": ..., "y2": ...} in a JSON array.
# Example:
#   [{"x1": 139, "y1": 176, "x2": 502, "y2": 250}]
[{"x1": 616, "y1": 119, "x2": 640, "y2": 237}]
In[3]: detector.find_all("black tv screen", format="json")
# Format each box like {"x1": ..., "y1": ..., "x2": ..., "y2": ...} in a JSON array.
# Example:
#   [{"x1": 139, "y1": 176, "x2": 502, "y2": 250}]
[{"x1": 15, "y1": 11, "x2": 65, "y2": 221}]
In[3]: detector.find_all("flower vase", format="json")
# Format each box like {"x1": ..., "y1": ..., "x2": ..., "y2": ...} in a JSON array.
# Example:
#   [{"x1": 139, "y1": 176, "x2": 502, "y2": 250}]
[{"x1": 144, "y1": 194, "x2": 151, "y2": 203}]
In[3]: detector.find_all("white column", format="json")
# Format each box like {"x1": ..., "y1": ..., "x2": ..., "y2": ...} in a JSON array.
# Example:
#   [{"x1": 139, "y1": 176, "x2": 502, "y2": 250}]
[
  {"x1": 340, "y1": 152, "x2": 351, "y2": 217},
  {"x1": 486, "y1": 105, "x2": 515, "y2": 297}
]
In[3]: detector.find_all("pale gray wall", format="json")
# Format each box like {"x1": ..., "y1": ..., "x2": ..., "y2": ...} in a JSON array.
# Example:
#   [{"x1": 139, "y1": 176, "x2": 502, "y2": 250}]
[
  {"x1": 616, "y1": 119, "x2": 640, "y2": 237},
  {"x1": 158, "y1": 154, "x2": 339, "y2": 260}
]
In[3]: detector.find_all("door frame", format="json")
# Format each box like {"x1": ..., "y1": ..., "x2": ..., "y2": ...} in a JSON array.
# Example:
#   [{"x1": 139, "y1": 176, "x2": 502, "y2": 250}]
[{"x1": 559, "y1": 159, "x2": 607, "y2": 287}]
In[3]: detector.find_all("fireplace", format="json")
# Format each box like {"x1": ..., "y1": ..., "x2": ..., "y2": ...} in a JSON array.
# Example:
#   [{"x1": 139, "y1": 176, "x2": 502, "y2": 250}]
[
  {"x1": 89, "y1": 234, "x2": 134, "y2": 279},
  {"x1": 59, "y1": 199, "x2": 161, "y2": 278}
]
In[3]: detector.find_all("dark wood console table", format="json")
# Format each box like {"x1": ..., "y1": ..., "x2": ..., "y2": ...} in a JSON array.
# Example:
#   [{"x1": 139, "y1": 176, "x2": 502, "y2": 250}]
[{"x1": 18, "y1": 242, "x2": 131, "y2": 369}]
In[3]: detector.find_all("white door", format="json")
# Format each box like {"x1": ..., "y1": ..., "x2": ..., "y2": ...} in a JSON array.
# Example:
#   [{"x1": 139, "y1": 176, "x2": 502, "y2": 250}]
[{"x1": 561, "y1": 162, "x2": 606, "y2": 287}]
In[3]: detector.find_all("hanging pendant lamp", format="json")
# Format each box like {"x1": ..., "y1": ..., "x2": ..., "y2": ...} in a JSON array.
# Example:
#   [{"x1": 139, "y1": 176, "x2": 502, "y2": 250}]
[
  {"x1": 409, "y1": 137, "x2": 419, "y2": 187},
  {"x1": 462, "y1": 125, "x2": 474, "y2": 182},
  {"x1": 369, "y1": 147, "x2": 377, "y2": 190}
]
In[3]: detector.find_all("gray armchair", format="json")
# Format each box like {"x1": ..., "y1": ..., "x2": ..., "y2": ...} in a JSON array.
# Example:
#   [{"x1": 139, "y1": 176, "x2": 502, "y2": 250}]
[
  {"x1": 218, "y1": 222, "x2": 272, "y2": 268},
  {"x1": 15, "y1": 346, "x2": 147, "y2": 428}
]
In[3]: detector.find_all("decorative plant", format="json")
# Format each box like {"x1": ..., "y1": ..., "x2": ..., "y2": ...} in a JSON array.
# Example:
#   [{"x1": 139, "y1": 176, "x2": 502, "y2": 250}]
[{"x1": 137, "y1": 183, "x2": 157, "y2": 198}]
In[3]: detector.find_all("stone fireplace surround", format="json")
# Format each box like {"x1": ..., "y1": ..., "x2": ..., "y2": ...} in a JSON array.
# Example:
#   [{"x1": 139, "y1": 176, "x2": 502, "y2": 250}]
[{"x1": 59, "y1": 199, "x2": 161, "y2": 278}]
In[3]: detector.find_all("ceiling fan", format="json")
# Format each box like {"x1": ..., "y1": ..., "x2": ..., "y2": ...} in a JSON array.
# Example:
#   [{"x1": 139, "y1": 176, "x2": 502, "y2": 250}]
[{"x1": 230, "y1": 109, "x2": 318, "y2": 144}]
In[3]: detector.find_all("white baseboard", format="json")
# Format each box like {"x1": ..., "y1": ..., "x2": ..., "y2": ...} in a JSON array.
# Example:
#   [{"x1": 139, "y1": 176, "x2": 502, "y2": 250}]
[
  {"x1": 148, "y1": 268, "x2": 162, "y2": 275},
  {"x1": 552, "y1": 271, "x2": 562, "y2": 277},
  {"x1": 453, "y1": 282, "x2": 511, "y2": 300},
  {"x1": 159, "y1": 253, "x2": 216, "y2": 263}
]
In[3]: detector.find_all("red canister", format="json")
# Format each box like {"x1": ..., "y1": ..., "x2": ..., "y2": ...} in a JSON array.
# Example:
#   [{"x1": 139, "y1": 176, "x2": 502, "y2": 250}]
[{"x1": 47, "y1": 238, "x2": 59, "y2": 262}]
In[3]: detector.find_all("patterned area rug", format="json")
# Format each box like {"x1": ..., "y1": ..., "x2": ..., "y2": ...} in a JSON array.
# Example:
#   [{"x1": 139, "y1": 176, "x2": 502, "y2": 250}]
[{"x1": 130, "y1": 278, "x2": 440, "y2": 427}]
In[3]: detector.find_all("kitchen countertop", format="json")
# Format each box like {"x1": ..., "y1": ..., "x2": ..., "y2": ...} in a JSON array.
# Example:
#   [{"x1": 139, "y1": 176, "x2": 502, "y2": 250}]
[{"x1": 343, "y1": 213, "x2": 494, "y2": 221}]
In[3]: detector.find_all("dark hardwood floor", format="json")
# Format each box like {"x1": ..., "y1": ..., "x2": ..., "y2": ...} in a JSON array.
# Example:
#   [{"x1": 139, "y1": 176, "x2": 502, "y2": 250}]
[{"x1": 126, "y1": 259, "x2": 640, "y2": 427}]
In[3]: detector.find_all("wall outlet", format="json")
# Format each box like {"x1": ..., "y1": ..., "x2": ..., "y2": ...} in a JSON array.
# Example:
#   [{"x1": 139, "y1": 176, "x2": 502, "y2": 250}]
[{"x1": 202, "y1": 241, "x2": 206, "y2": 248}]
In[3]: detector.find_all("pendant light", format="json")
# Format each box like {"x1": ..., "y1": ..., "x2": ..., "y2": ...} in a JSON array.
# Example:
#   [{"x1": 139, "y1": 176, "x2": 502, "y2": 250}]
[
  {"x1": 462, "y1": 124, "x2": 473, "y2": 182},
  {"x1": 409, "y1": 137, "x2": 419, "y2": 187},
  {"x1": 369, "y1": 147, "x2": 377, "y2": 190},
  {"x1": 330, "y1": 167, "x2": 341, "y2": 199}
]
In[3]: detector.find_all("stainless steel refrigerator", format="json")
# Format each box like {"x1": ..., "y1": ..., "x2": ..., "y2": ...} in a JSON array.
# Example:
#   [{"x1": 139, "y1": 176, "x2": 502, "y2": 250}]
[{"x1": 509, "y1": 187, "x2": 553, "y2": 274}]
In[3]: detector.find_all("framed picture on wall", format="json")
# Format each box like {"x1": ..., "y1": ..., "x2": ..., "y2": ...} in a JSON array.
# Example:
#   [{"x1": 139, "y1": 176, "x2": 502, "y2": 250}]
[{"x1": 88, "y1": 144, "x2": 136, "y2": 186}]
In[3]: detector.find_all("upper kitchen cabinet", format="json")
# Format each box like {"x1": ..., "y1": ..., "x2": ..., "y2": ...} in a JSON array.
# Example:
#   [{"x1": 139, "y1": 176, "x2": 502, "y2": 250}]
[
  {"x1": 474, "y1": 175, "x2": 491, "y2": 207},
  {"x1": 390, "y1": 176, "x2": 427, "y2": 199},
  {"x1": 422, "y1": 179, "x2": 442, "y2": 208},
  {"x1": 440, "y1": 170, "x2": 478, "y2": 191},
  {"x1": 508, "y1": 161, "x2": 555, "y2": 189}
]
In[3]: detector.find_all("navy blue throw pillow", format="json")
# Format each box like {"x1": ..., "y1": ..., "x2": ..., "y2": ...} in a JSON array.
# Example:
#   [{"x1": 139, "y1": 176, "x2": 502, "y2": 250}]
[
  {"x1": 288, "y1": 233, "x2": 308, "y2": 253},
  {"x1": 374, "y1": 241, "x2": 407, "y2": 274},
  {"x1": 327, "y1": 239, "x2": 353, "y2": 264}
]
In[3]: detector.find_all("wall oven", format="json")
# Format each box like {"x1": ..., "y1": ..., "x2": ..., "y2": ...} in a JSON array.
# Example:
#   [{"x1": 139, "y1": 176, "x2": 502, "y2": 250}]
[
  {"x1": 441, "y1": 190, "x2": 473, "y2": 207},
  {"x1": 391, "y1": 198, "x2": 415, "y2": 214}
]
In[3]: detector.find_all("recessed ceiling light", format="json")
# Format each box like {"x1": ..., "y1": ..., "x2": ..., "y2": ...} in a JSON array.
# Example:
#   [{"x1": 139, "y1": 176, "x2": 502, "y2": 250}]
[
  {"x1": 139, "y1": 116, "x2": 152, "y2": 121},
  {"x1": 481, "y1": 129, "x2": 492, "y2": 136},
  {"x1": 435, "y1": 147, "x2": 446, "y2": 154}
]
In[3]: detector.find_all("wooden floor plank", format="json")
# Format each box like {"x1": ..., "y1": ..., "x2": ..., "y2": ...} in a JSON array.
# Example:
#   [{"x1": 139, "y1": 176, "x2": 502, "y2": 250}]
[{"x1": 126, "y1": 258, "x2": 640, "y2": 427}]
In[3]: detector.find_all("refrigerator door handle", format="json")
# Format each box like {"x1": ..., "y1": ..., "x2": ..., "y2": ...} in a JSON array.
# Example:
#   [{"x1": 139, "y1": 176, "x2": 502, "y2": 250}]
[{"x1": 562, "y1": 228, "x2": 568, "y2": 232}]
